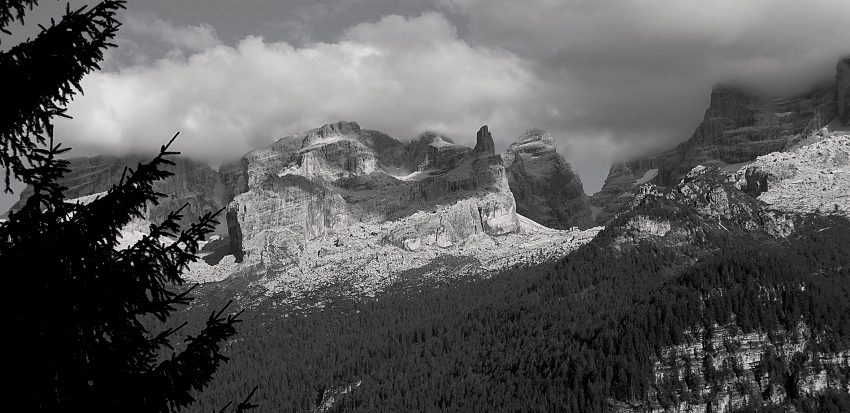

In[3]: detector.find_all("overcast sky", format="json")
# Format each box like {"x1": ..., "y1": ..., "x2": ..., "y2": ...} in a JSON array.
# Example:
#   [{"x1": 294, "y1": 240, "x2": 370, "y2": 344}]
[{"x1": 2, "y1": 0, "x2": 849, "y2": 212}]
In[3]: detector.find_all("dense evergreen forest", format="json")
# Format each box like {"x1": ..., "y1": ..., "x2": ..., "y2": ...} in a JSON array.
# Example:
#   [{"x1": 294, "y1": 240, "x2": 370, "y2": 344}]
[{"x1": 175, "y1": 210, "x2": 850, "y2": 413}]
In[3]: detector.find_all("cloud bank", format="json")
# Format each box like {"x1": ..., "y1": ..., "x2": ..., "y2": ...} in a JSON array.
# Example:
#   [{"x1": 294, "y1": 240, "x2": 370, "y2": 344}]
[
  {"x1": 58, "y1": 13, "x2": 538, "y2": 165},
  {"x1": 52, "y1": 1, "x2": 850, "y2": 195}
]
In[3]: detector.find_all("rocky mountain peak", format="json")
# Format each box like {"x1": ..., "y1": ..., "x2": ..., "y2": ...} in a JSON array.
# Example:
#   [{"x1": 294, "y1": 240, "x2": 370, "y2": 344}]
[
  {"x1": 406, "y1": 132, "x2": 471, "y2": 171},
  {"x1": 500, "y1": 129, "x2": 592, "y2": 230},
  {"x1": 501, "y1": 129, "x2": 555, "y2": 165},
  {"x1": 296, "y1": 120, "x2": 363, "y2": 147},
  {"x1": 206, "y1": 122, "x2": 536, "y2": 291},
  {"x1": 410, "y1": 131, "x2": 466, "y2": 152},
  {"x1": 473, "y1": 125, "x2": 495, "y2": 155},
  {"x1": 314, "y1": 121, "x2": 361, "y2": 138},
  {"x1": 514, "y1": 128, "x2": 554, "y2": 147},
  {"x1": 416, "y1": 131, "x2": 453, "y2": 145}
]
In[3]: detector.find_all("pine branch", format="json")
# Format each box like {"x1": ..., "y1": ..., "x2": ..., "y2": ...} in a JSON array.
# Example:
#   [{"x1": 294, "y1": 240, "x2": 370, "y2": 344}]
[
  {"x1": 114, "y1": 206, "x2": 221, "y2": 322},
  {"x1": 1, "y1": 136, "x2": 71, "y2": 238},
  {"x1": 1, "y1": 135, "x2": 234, "y2": 412},
  {"x1": 0, "y1": 0, "x2": 42, "y2": 35},
  {"x1": 57, "y1": 136, "x2": 222, "y2": 359},
  {"x1": 58, "y1": 132, "x2": 181, "y2": 277},
  {"x1": 0, "y1": 0, "x2": 127, "y2": 191}
]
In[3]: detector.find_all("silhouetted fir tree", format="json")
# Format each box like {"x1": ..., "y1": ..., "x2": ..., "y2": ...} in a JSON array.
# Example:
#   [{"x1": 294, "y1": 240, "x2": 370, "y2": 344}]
[{"x1": 1, "y1": 1, "x2": 253, "y2": 412}]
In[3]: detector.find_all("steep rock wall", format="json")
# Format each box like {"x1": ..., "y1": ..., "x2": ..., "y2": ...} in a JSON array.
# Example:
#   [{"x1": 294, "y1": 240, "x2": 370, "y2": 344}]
[
  {"x1": 612, "y1": 324, "x2": 850, "y2": 413},
  {"x1": 224, "y1": 122, "x2": 520, "y2": 272},
  {"x1": 592, "y1": 59, "x2": 846, "y2": 225},
  {"x1": 502, "y1": 130, "x2": 591, "y2": 229}
]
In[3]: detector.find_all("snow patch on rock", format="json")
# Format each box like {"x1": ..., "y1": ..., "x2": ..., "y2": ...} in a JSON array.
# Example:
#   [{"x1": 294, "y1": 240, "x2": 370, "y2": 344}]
[{"x1": 633, "y1": 168, "x2": 658, "y2": 186}]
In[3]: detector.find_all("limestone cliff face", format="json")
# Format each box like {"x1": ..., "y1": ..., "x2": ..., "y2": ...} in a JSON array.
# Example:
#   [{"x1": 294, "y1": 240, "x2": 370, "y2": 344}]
[
  {"x1": 501, "y1": 130, "x2": 592, "y2": 230},
  {"x1": 224, "y1": 122, "x2": 519, "y2": 270},
  {"x1": 386, "y1": 192, "x2": 518, "y2": 251},
  {"x1": 592, "y1": 58, "x2": 846, "y2": 225},
  {"x1": 674, "y1": 84, "x2": 836, "y2": 180},
  {"x1": 151, "y1": 157, "x2": 226, "y2": 226},
  {"x1": 228, "y1": 174, "x2": 354, "y2": 269},
  {"x1": 612, "y1": 323, "x2": 850, "y2": 413},
  {"x1": 7, "y1": 155, "x2": 225, "y2": 226},
  {"x1": 5, "y1": 121, "x2": 597, "y2": 300}
]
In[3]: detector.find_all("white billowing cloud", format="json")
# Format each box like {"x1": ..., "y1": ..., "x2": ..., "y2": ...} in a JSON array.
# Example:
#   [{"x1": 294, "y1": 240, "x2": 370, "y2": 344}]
[{"x1": 57, "y1": 13, "x2": 538, "y2": 163}]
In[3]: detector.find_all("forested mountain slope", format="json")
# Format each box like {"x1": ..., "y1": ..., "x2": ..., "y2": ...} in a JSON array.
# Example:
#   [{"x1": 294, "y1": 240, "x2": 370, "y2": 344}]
[{"x1": 175, "y1": 170, "x2": 850, "y2": 412}]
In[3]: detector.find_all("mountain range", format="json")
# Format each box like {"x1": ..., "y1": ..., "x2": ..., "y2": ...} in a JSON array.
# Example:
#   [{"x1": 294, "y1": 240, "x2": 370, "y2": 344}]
[
  {"x1": 5, "y1": 118, "x2": 599, "y2": 303},
  {"x1": 3, "y1": 57, "x2": 850, "y2": 413}
]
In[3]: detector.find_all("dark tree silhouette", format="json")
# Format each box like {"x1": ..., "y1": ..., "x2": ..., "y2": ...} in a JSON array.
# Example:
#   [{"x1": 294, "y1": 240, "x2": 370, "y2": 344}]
[{"x1": 0, "y1": 1, "x2": 252, "y2": 412}]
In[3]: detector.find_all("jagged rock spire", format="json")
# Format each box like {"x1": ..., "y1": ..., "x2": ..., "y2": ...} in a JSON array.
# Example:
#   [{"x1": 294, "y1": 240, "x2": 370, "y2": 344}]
[{"x1": 474, "y1": 125, "x2": 496, "y2": 155}]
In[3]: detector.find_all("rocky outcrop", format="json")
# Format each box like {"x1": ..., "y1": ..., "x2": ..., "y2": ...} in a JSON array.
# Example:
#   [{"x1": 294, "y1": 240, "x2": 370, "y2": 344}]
[
  {"x1": 734, "y1": 133, "x2": 849, "y2": 217},
  {"x1": 588, "y1": 163, "x2": 650, "y2": 226},
  {"x1": 592, "y1": 58, "x2": 847, "y2": 225},
  {"x1": 609, "y1": 132, "x2": 850, "y2": 242},
  {"x1": 194, "y1": 123, "x2": 602, "y2": 302},
  {"x1": 622, "y1": 215, "x2": 671, "y2": 238},
  {"x1": 612, "y1": 323, "x2": 850, "y2": 413},
  {"x1": 387, "y1": 192, "x2": 518, "y2": 250},
  {"x1": 219, "y1": 121, "x2": 525, "y2": 288},
  {"x1": 6, "y1": 155, "x2": 225, "y2": 227},
  {"x1": 501, "y1": 130, "x2": 592, "y2": 230},
  {"x1": 611, "y1": 164, "x2": 799, "y2": 249},
  {"x1": 473, "y1": 125, "x2": 495, "y2": 155},
  {"x1": 678, "y1": 166, "x2": 797, "y2": 238}
]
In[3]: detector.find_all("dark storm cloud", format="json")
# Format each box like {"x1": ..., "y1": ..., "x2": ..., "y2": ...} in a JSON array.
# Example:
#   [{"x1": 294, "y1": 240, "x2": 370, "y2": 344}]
[
  {"x1": 438, "y1": 0, "x2": 850, "y2": 190},
  {"x1": 123, "y1": 0, "x2": 468, "y2": 46}
]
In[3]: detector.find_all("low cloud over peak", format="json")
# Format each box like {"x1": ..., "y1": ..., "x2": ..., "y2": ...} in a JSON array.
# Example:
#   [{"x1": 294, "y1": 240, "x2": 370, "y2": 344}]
[
  {"x1": 439, "y1": 0, "x2": 850, "y2": 188},
  {"x1": 56, "y1": 13, "x2": 538, "y2": 166},
  {"x1": 40, "y1": 2, "x2": 850, "y2": 196}
]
